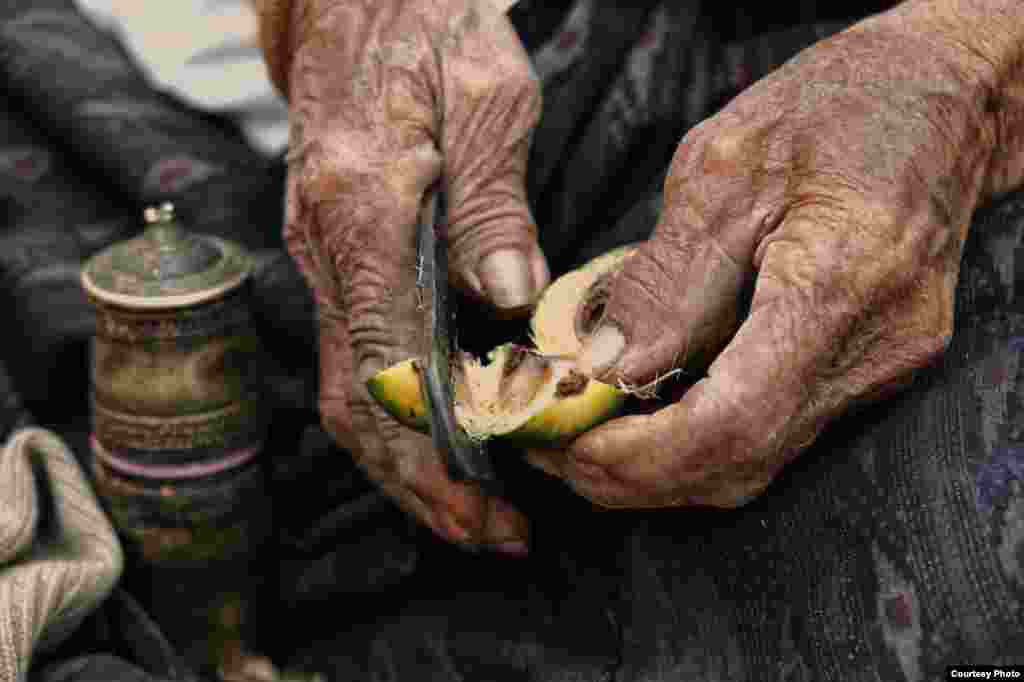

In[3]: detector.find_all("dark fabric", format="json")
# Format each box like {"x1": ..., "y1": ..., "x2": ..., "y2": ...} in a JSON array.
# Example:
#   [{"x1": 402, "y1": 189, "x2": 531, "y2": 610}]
[
  {"x1": 31, "y1": 589, "x2": 199, "y2": 682},
  {"x1": 0, "y1": 0, "x2": 285, "y2": 249},
  {"x1": 0, "y1": 357, "x2": 32, "y2": 442},
  {"x1": 0, "y1": 0, "x2": 1020, "y2": 680},
  {"x1": 35, "y1": 656, "x2": 173, "y2": 682},
  {"x1": 0, "y1": 93, "x2": 133, "y2": 418}
]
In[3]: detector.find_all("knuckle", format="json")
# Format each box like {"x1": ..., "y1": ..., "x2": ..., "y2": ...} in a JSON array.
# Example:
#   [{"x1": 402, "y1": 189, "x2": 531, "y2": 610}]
[
  {"x1": 376, "y1": 411, "x2": 412, "y2": 452},
  {"x1": 345, "y1": 397, "x2": 377, "y2": 433},
  {"x1": 349, "y1": 326, "x2": 400, "y2": 379},
  {"x1": 298, "y1": 150, "x2": 362, "y2": 206},
  {"x1": 703, "y1": 127, "x2": 753, "y2": 166},
  {"x1": 618, "y1": 254, "x2": 672, "y2": 310},
  {"x1": 620, "y1": 237, "x2": 701, "y2": 306},
  {"x1": 697, "y1": 115, "x2": 777, "y2": 179},
  {"x1": 448, "y1": 37, "x2": 540, "y2": 135}
]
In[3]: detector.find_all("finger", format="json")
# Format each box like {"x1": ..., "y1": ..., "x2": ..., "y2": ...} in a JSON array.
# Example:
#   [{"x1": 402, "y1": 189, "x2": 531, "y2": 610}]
[
  {"x1": 350, "y1": 409, "x2": 530, "y2": 551},
  {"x1": 575, "y1": 233, "x2": 745, "y2": 390},
  {"x1": 438, "y1": 3, "x2": 549, "y2": 314},
  {"x1": 524, "y1": 447, "x2": 564, "y2": 479},
  {"x1": 412, "y1": 454, "x2": 530, "y2": 554},
  {"x1": 573, "y1": 120, "x2": 789, "y2": 385},
  {"x1": 481, "y1": 495, "x2": 530, "y2": 555}
]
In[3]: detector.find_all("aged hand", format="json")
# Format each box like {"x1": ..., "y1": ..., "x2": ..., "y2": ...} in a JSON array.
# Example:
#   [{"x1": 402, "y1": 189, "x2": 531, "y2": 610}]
[
  {"x1": 267, "y1": 0, "x2": 547, "y2": 550},
  {"x1": 529, "y1": 0, "x2": 1024, "y2": 508}
]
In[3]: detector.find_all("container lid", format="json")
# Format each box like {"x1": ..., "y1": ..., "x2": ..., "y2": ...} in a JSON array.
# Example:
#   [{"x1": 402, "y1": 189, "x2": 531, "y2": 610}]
[{"x1": 81, "y1": 203, "x2": 250, "y2": 309}]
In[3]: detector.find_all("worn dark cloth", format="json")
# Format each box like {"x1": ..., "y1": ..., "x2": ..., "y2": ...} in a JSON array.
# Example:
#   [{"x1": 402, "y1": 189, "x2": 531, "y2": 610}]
[{"x1": 0, "y1": 0, "x2": 1021, "y2": 681}]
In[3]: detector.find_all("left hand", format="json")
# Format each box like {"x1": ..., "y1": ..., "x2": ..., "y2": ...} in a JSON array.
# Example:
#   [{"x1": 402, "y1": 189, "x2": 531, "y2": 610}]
[
  {"x1": 527, "y1": 1, "x2": 1024, "y2": 508},
  {"x1": 269, "y1": 0, "x2": 547, "y2": 550}
]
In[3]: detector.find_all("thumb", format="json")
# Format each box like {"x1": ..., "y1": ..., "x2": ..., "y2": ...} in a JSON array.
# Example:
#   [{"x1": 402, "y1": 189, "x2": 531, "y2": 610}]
[
  {"x1": 577, "y1": 231, "x2": 747, "y2": 389},
  {"x1": 437, "y1": 3, "x2": 548, "y2": 314}
]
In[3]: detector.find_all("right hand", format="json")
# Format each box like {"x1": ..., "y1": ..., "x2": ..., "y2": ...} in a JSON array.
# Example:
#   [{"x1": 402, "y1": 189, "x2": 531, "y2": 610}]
[{"x1": 270, "y1": 0, "x2": 548, "y2": 552}]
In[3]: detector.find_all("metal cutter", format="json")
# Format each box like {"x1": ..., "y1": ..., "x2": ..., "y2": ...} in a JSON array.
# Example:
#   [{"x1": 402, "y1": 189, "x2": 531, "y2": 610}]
[{"x1": 417, "y1": 190, "x2": 498, "y2": 487}]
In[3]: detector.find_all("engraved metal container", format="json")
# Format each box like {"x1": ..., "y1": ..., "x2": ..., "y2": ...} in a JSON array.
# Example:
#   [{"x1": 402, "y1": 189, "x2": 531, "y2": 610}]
[{"x1": 81, "y1": 203, "x2": 270, "y2": 674}]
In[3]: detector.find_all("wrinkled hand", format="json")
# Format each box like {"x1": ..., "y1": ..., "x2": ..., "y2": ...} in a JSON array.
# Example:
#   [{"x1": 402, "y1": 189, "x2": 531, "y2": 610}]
[
  {"x1": 530, "y1": 2, "x2": 1024, "y2": 508},
  {"x1": 276, "y1": 0, "x2": 547, "y2": 550}
]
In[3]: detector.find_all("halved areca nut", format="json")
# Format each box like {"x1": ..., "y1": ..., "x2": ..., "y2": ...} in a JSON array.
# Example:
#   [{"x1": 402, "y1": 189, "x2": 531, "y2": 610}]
[
  {"x1": 365, "y1": 359, "x2": 430, "y2": 432},
  {"x1": 365, "y1": 245, "x2": 638, "y2": 446}
]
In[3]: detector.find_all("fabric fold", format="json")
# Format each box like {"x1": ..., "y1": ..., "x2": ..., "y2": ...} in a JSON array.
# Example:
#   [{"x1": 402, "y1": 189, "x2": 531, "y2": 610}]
[{"x1": 0, "y1": 427, "x2": 124, "y2": 682}]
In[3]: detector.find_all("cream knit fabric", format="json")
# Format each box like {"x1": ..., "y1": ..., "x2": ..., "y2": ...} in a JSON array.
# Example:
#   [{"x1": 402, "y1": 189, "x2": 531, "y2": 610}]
[
  {"x1": 73, "y1": 0, "x2": 290, "y2": 155},
  {"x1": 0, "y1": 428, "x2": 123, "y2": 682}
]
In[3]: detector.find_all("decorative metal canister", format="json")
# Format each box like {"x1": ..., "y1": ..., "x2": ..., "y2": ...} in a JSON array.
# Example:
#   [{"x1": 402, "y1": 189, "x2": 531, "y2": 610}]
[{"x1": 81, "y1": 203, "x2": 272, "y2": 675}]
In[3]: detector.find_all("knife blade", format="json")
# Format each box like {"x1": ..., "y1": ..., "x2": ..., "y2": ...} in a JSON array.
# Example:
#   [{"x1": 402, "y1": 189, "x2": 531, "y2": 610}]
[{"x1": 418, "y1": 189, "x2": 497, "y2": 485}]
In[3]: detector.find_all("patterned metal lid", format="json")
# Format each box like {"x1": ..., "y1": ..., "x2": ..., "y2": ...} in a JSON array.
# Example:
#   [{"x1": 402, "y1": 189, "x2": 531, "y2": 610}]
[{"x1": 81, "y1": 203, "x2": 250, "y2": 309}]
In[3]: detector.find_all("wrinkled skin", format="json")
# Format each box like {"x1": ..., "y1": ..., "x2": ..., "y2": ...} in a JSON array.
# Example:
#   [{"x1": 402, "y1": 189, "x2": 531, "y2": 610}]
[
  {"x1": 280, "y1": 0, "x2": 547, "y2": 551},
  {"x1": 532, "y1": 0, "x2": 1024, "y2": 508},
  {"x1": 279, "y1": 0, "x2": 1024, "y2": 549}
]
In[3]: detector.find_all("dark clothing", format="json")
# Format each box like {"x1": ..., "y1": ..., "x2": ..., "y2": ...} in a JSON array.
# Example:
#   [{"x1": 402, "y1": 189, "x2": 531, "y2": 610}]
[{"x1": 0, "y1": 1, "x2": 1021, "y2": 680}]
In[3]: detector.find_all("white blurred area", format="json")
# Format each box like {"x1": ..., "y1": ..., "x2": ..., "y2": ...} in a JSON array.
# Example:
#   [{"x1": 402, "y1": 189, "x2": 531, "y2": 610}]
[
  {"x1": 73, "y1": 0, "x2": 290, "y2": 156},
  {"x1": 71, "y1": 0, "x2": 521, "y2": 157}
]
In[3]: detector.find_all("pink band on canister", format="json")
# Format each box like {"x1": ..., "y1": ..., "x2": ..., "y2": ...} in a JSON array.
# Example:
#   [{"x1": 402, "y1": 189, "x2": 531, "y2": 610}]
[{"x1": 90, "y1": 435, "x2": 261, "y2": 480}]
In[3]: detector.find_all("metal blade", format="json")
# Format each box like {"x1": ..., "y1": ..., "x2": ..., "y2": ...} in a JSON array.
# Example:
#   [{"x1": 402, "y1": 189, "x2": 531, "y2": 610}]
[{"x1": 418, "y1": 190, "x2": 496, "y2": 485}]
